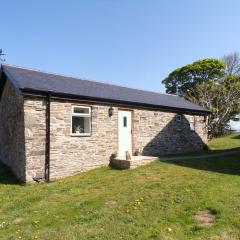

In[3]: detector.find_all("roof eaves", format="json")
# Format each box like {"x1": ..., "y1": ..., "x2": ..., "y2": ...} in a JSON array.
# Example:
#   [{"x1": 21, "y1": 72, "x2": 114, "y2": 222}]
[{"x1": 21, "y1": 87, "x2": 211, "y2": 115}]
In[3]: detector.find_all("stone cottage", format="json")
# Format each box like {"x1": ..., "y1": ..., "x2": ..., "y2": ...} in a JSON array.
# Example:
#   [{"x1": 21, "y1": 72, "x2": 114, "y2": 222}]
[{"x1": 0, "y1": 64, "x2": 210, "y2": 182}]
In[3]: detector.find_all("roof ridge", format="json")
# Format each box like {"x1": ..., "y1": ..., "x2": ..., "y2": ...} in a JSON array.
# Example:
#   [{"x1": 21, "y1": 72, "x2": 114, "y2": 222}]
[{"x1": 2, "y1": 64, "x2": 178, "y2": 97}]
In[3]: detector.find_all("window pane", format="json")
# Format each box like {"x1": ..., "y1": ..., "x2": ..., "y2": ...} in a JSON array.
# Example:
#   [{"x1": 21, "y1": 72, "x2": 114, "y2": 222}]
[
  {"x1": 123, "y1": 116, "x2": 127, "y2": 127},
  {"x1": 74, "y1": 107, "x2": 89, "y2": 114},
  {"x1": 190, "y1": 121, "x2": 195, "y2": 131},
  {"x1": 72, "y1": 116, "x2": 91, "y2": 134},
  {"x1": 176, "y1": 115, "x2": 182, "y2": 122}
]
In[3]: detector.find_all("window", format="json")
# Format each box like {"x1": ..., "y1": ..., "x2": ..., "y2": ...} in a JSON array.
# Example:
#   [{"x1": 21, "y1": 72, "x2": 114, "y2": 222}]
[
  {"x1": 176, "y1": 115, "x2": 182, "y2": 131},
  {"x1": 190, "y1": 117, "x2": 195, "y2": 131},
  {"x1": 71, "y1": 106, "x2": 91, "y2": 136},
  {"x1": 123, "y1": 116, "x2": 127, "y2": 127},
  {"x1": 176, "y1": 114, "x2": 182, "y2": 122}
]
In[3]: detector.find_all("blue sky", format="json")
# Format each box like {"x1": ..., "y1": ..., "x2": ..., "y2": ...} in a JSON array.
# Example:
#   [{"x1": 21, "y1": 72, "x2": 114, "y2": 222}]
[{"x1": 1, "y1": 0, "x2": 240, "y2": 93}]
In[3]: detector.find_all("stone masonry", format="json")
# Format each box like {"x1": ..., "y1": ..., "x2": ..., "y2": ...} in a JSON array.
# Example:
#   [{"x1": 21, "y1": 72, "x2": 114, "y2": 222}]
[
  {"x1": 24, "y1": 97, "x2": 118, "y2": 181},
  {"x1": 0, "y1": 81, "x2": 26, "y2": 181},
  {"x1": 133, "y1": 109, "x2": 207, "y2": 156},
  {"x1": 49, "y1": 100, "x2": 118, "y2": 179},
  {"x1": 23, "y1": 96, "x2": 207, "y2": 182},
  {"x1": 0, "y1": 78, "x2": 208, "y2": 182},
  {"x1": 24, "y1": 97, "x2": 47, "y2": 182}
]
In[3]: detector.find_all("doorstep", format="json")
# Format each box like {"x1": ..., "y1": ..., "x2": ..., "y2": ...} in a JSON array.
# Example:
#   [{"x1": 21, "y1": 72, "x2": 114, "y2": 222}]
[{"x1": 110, "y1": 156, "x2": 159, "y2": 169}]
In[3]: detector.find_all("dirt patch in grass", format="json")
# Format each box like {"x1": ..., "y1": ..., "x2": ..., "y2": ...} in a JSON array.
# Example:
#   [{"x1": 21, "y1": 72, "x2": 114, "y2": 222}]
[
  {"x1": 13, "y1": 217, "x2": 24, "y2": 225},
  {"x1": 194, "y1": 209, "x2": 217, "y2": 227}
]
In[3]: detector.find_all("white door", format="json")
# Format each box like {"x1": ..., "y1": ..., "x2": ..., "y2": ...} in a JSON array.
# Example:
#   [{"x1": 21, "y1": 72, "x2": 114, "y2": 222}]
[{"x1": 118, "y1": 110, "x2": 132, "y2": 156}]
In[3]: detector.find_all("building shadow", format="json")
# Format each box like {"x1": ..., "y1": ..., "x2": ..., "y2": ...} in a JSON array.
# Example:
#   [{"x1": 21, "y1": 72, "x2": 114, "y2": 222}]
[
  {"x1": 232, "y1": 134, "x2": 240, "y2": 139},
  {"x1": 141, "y1": 115, "x2": 240, "y2": 176},
  {"x1": 0, "y1": 161, "x2": 20, "y2": 184},
  {"x1": 142, "y1": 115, "x2": 207, "y2": 156},
  {"x1": 0, "y1": 73, "x2": 26, "y2": 185}
]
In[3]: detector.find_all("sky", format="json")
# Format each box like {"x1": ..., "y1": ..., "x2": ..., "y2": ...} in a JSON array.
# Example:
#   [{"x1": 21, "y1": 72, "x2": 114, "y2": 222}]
[{"x1": 1, "y1": 0, "x2": 240, "y2": 93}]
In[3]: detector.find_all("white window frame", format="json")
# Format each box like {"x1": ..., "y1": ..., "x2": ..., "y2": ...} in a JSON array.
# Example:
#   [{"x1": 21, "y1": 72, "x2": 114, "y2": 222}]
[
  {"x1": 189, "y1": 116, "x2": 195, "y2": 131},
  {"x1": 71, "y1": 105, "x2": 91, "y2": 136}
]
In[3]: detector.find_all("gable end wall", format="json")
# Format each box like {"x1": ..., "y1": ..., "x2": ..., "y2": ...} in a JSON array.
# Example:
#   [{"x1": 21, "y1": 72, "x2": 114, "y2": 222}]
[{"x1": 0, "y1": 80, "x2": 26, "y2": 181}]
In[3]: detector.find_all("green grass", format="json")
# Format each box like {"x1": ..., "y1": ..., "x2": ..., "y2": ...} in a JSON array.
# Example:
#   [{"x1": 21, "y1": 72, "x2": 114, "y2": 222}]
[
  {"x1": 208, "y1": 133, "x2": 240, "y2": 151},
  {"x1": 0, "y1": 134, "x2": 240, "y2": 239}
]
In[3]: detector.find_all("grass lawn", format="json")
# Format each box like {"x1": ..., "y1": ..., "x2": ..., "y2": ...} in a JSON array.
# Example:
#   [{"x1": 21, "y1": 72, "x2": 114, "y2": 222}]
[
  {"x1": 208, "y1": 133, "x2": 240, "y2": 151},
  {"x1": 0, "y1": 134, "x2": 240, "y2": 239}
]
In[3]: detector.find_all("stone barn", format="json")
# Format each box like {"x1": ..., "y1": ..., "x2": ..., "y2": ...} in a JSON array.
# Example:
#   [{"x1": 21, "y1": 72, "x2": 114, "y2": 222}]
[{"x1": 0, "y1": 64, "x2": 210, "y2": 182}]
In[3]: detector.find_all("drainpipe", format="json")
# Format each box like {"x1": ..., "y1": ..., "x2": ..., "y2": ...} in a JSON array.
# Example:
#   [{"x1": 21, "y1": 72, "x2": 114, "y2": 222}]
[{"x1": 45, "y1": 93, "x2": 51, "y2": 182}]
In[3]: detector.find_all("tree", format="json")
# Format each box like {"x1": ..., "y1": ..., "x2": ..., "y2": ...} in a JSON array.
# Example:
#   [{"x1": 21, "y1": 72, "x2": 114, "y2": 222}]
[
  {"x1": 221, "y1": 52, "x2": 240, "y2": 76},
  {"x1": 162, "y1": 58, "x2": 226, "y2": 96},
  {"x1": 162, "y1": 56, "x2": 240, "y2": 138},
  {"x1": 186, "y1": 76, "x2": 240, "y2": 137},
  {"x1": 221, "y1": 52, "x2": 240, "y2": 124},
  {"x1": 0, "y1": 49, "x2": 5, "y2": 62}
]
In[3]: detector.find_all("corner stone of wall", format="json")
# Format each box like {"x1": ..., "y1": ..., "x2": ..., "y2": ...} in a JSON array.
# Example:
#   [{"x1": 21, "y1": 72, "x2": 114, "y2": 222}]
[{"x1": 24, "y1": 97, "x2": 46, "y2": 182}]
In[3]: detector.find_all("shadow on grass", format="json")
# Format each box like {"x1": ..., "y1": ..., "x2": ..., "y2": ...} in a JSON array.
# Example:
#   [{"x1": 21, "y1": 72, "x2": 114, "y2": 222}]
[
  {"x1": 231, "y1": 134, "x2": 240, "y2": 139},
  {"x1": 162, "y1": 152, "x2": 240, "y2": 176},
  {"x1": 0, "y1": 161, "x2": 20, "y2": 184}
]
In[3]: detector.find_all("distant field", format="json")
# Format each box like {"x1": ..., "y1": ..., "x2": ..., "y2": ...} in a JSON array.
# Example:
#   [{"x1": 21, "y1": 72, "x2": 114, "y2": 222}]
[{"x1": 208, "y1": 133, "x2": 240, "y2": 150}]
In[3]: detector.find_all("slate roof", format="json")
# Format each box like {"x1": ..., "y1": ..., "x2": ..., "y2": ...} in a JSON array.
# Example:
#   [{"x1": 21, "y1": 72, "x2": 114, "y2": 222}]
[{"x1": 1, "y1": 64, "x2": 210, "y2": 114}]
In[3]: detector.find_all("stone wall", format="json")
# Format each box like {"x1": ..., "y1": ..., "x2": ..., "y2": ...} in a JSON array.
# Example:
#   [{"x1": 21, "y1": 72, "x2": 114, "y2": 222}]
[
  {"x1": 23, "y1": 97, "x2": 118, "y2": 181},
  {"x1": 23, "y1": 96, "x2": 208, "y2": 182},
  {"x1": 0, "y1": 78, "x2": 208, "y2": 183},
  {"x1": 133, "y1": 109, "x2": 207, "y2": 155},
  {"x1": 49, "y1": 100, "x2": 118, "y2": 179},
  {"x1": 24, "y1": 97, "x2": 47, "y2": 182},
  {"x1": 0, "y1": 80, "x2": 26, "y2": 181}
]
